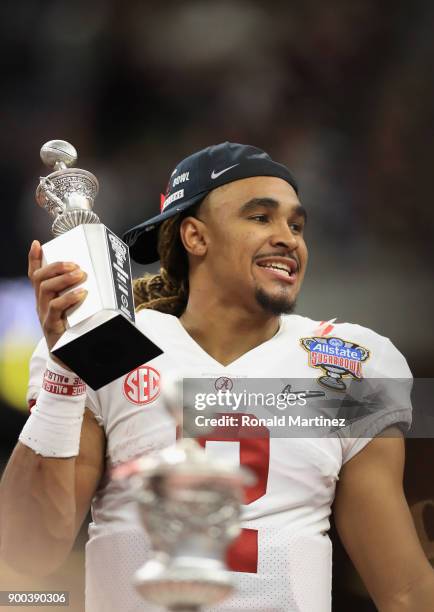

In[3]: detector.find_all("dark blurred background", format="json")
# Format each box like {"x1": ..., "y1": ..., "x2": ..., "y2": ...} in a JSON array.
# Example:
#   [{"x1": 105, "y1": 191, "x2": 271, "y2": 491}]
[{"x1": 0, "y1": 1, "x2": 433, "y2": 610}]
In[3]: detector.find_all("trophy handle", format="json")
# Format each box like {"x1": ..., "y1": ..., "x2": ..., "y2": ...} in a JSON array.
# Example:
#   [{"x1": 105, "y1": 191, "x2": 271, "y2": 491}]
[{"x1": 38, "y1": 176, "x2": 65, "y2": 218}]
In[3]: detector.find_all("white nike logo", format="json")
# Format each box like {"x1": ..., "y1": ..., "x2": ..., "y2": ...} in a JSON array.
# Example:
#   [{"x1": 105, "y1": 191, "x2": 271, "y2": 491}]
[{"x1": 211, "y1": 164, "x2": 239, "y2": 179}]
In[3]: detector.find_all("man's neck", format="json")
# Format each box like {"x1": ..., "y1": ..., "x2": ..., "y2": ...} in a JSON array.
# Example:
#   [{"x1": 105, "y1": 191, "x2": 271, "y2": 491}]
[{"x1": 179, "y1": 302, "x2": 281, "y2": 367}]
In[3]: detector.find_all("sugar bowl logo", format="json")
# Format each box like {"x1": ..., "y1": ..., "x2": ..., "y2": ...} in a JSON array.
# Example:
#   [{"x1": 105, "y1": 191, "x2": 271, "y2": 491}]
[{"x1": 301, "y1": 337, "x2": 370, "y2": 391}]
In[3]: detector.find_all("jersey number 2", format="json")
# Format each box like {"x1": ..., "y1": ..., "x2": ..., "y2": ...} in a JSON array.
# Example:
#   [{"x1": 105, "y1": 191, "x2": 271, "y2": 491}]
[{"x1": 198, "y1": 415, "x2": 270, "y2": 573}]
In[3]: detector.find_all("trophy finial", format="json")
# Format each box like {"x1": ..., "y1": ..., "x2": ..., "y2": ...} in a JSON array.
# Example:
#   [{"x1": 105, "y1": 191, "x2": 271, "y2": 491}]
[
  {"x1": 40, "y1": 140, "x2": 78, "y2": 171},
  {"x1": 36, "y1": 139, "x2": 100, "y2": 235}
]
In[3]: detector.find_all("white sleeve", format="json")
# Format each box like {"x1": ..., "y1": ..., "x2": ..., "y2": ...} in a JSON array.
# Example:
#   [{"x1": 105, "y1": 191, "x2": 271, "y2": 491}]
[
  {"x1": 26, "y1": 337, "x2": 104, "y2": 428},
  {"x1": 340, "y1": 337, "x2": 413, "y2": 464}
]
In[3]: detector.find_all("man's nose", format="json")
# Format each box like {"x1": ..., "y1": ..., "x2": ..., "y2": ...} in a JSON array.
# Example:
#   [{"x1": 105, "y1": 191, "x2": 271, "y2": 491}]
[{"x1": 269, "y1": 223, "x2": 298, "y2": 250}]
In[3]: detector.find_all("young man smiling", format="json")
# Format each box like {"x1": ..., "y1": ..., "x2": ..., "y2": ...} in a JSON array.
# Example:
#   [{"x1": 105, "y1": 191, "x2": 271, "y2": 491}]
[
  {"x1": 1, "y1": 143, "x2": 433, "y2": 611},
  {"x1": 177, "y1": 175, "x2": 308, "y2": 366}
]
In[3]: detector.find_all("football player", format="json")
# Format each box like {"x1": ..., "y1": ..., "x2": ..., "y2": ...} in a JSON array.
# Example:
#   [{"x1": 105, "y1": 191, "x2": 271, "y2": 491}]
[{"x1": 1, "y1": 143, "x2": 433, "y2": 611}]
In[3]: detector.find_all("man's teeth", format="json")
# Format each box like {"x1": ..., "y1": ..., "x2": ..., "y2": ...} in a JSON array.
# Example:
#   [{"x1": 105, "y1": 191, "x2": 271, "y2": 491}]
[{"x1": 259, "y1": 263, "x2": 293, "y2": 275}]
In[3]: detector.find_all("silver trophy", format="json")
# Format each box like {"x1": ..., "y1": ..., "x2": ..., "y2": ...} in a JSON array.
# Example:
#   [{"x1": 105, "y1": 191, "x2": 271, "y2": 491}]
[
  {"x1": 113, "y1": 379, "x2": 252, "y2": 611},
  {"x1": 36, "y1": 140, "x2": 163, "y2": 389}
]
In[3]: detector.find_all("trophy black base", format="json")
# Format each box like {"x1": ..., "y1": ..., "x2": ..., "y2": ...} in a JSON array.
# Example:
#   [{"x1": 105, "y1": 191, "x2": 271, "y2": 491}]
[{"x1": 52, "y1": 310, "x2": 163, "y2": 390}]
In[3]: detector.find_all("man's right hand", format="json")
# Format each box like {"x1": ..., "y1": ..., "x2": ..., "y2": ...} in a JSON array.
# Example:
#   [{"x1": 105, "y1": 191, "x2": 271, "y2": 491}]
[{"x1": 28, "y1": 240, "x2": 88, "y2": 353}]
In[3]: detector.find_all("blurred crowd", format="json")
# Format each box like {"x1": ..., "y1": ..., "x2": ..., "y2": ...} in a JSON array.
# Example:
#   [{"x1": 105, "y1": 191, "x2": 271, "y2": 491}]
[
  {"x1": 1, "y1": 0, "x2": 433, "y2": 374},
  {"x1": 1, "y1": 1, "x2": 433, "y2": 254}
]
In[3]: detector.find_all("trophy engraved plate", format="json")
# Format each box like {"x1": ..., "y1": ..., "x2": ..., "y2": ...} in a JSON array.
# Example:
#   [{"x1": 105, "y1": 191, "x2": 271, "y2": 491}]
[
  {"x1": 104, "y1": 227, "x2": 135, "y2": 322},
  {"x1": 36, "y1": 140, "x2": 163, "y2": 389}
]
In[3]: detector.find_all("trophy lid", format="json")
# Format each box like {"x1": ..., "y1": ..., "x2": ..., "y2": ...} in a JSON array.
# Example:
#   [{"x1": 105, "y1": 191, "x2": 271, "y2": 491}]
[{"x1": 40, "y1": 140, "x2": 77, "y2": 171}]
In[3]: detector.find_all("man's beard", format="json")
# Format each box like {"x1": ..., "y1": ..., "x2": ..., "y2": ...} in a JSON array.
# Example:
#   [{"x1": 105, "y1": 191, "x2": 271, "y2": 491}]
[{"x1": 255, "y1": 286, "x2": 296, "y2": 316}]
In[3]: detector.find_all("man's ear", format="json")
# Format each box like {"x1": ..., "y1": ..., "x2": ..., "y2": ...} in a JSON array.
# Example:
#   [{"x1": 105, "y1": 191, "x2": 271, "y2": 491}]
[{"x1": 179, "y1": 216, "x2": 208, "y2": 257}]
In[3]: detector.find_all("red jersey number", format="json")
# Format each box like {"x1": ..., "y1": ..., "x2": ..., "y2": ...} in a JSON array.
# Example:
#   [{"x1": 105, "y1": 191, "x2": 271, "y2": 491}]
[{"x1": 198, "y1": 414, "x2": 270, "y2": 573}]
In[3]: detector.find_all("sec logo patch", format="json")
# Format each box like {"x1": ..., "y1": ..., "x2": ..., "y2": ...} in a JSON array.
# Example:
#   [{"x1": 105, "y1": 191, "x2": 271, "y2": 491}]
[{"x1": 123, "y1": 365, "x2": 161, "y2": 405}]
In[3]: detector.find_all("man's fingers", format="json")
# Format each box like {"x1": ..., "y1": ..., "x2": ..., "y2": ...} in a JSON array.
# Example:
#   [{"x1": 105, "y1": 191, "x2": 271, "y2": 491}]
[
  {"x1": 38, "y1": 270, "x2": 87, "y2": 302},
  {"x1": 43, "y1": 289, "x2": 88, "y2": 334},
  {"x1": 27, "y1": 240, "x2": 42, "y2": 280},
  {"x1": 31, "y1": 261, "x2": 79, "y2": 293},
  {"x1": 27, "y1": 241, "x2": 87, "y2": 351},
  {"x1": 37, "y1": 270, "x2": 87, "y2": 316}
]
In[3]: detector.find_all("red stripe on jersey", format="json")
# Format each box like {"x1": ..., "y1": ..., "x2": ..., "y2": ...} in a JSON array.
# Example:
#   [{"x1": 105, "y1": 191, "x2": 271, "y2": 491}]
[
  {"x1": 320, "y1": 324, "x2": 335, "y2": 336},
  {"x1": 226, "y1": 528, "x2": 258, "y2": 573},
  {"x1": 313, "y1": 320, "x2": 336, "y2": 337}
]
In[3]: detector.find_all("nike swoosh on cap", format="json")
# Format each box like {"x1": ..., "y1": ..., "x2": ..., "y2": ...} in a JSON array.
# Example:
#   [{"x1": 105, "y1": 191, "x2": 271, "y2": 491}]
[{"x1": 211, "y1": 164, "x2": 240, "y2": 179}]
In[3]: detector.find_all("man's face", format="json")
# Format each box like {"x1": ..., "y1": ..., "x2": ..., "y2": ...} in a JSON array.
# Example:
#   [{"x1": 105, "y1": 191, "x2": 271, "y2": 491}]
[{"x1": 186, "y1": 176, "x2": 308, "y2": 315}]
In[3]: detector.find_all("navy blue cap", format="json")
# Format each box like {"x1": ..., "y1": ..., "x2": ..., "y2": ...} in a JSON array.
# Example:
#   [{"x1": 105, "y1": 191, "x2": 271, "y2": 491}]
[{"x1": 122, "y1": 142, "x2": 298, "y2": 264}]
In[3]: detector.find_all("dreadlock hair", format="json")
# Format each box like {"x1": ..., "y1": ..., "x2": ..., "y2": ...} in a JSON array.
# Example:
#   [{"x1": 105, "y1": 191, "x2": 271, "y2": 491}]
[{"x1": 132, "y1": 204, "x2": 201, "y2": 317}]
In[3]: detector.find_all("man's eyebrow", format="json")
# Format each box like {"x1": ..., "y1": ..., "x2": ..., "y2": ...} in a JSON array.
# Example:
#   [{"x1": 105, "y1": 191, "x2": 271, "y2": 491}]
[{"x1": 239, "y1": 197, "x2": 307, "y2": 221}]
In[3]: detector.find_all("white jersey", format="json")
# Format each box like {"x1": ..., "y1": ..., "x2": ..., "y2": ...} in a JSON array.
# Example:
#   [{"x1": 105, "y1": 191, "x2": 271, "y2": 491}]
[{"x1": 27, "y1": 311, "x2": 412, "y2": 612}]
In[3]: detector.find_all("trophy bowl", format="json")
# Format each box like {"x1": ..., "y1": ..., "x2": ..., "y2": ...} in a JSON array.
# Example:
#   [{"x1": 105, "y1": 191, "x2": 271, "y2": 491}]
[
  {"x1": 36, "y1": 140, "x2": 100, "y2": 234},
  {"x1": 113, "y1": 437, "x2": 253, "y2": 611}
]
